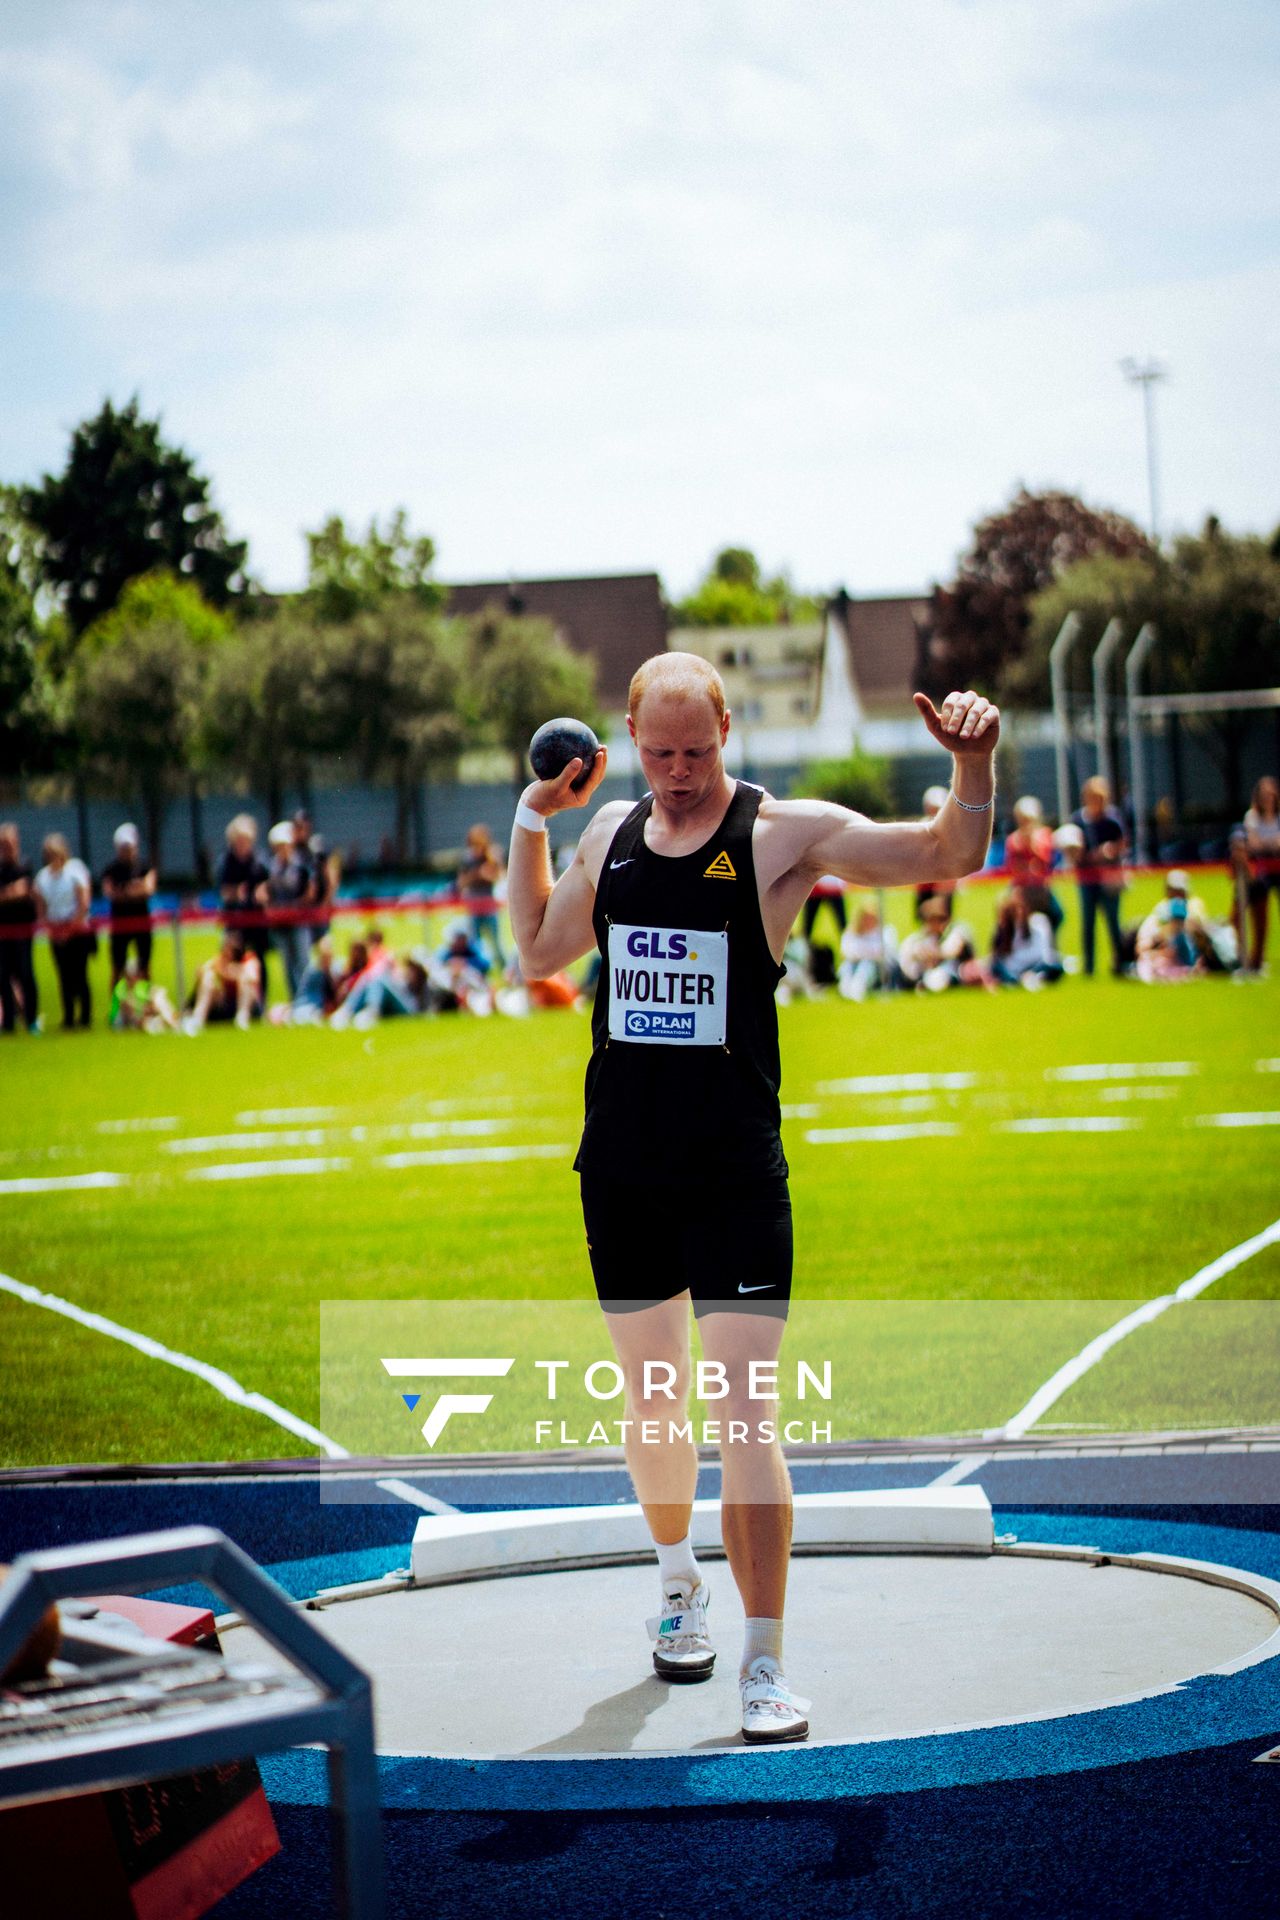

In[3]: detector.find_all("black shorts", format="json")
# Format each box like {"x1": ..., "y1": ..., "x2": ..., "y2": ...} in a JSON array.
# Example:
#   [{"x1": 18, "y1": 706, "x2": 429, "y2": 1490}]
[
  {"x1": 110, "y1": 927, "x2": 152, "y2": 975},
  {"x1": 580, "y1": 1171, "x2": 792, "y2": 1319}
]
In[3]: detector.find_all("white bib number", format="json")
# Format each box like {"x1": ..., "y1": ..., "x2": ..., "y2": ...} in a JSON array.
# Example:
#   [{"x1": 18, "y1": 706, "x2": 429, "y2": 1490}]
[{"x1": 607, "y1": 923, "x2": 728, "y2": 1046}]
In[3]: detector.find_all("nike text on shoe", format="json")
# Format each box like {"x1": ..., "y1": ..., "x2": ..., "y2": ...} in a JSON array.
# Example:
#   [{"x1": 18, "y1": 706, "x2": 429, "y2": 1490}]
[
  {"x1": 740, "y1": 1657, "x2": 810, "y2": 1743},
  {"x1": 647, "y1": 1581, "x2": 715, "y2": 1682}
]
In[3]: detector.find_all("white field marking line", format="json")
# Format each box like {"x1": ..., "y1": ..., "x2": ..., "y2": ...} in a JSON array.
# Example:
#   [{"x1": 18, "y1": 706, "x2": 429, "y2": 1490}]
[
  {"x1": 804, "y1": 1122, "x2": 961, "y2": 1146},
  {"x1": 0, "y1": 1269, "x2": 349, "y2": 1458},
  {"x1": 376, "y1": 1144, "x2": 572, "y2": 1170},
  {"x1": 372, "y1": 1478, "x2": 460, "y2": 1516},
  {"x1": 994, "y1": 1214, "x2": 1280, "y2": 1442},
  {"x1": 164, "y1": 1119, "x2": 516, "y2": 1156},
  {"x1": 1046, "y1": 1061, "x2": 1198, "y2": 1081},
  {"x1": 1256, "y1": 1060, "x2": 1280, "y2": 1074},
  {"x1": 816, "y1": 1072, "x2": 977, "y2": 1095},
  {"x1": 186, "y1": 1158, "x2": 352, "y2": 1183},
  {"x1": 1193, "y1": 1112, "x2": 1280, "y2": 1129},
  {"x1": 1099, "y1": 1085, "x2": 1176, "y2": 1102},
  {"x1": 928, "y1": 1454, "x2": 990, "y2": 1487},
  {"x1": 0, "y1": 1172, "x2": 129, "y2": 1197},
  {"x1": 996, "y1": 1117, "x2": 1141, "y2": 1135},
  {"x1": 236, "y1": 1107, "x2": 341, "y2": 1125},
  {"x1": 96, "y1": 1117, "x2": 180, "y2": 1134},
  {"x1": 779, "y1": 1103, "x2": 822, "y2": 1119}
]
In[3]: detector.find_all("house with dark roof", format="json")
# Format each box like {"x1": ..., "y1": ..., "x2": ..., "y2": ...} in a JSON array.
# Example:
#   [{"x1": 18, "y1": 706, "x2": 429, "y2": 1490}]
[{"x1": 445, "y1": 573, "x2": 667, "y2": 711}]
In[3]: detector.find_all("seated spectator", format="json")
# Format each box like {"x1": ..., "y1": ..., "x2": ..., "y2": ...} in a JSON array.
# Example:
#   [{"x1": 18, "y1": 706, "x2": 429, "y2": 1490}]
[
  {"x1": 1003, "y1": 796, "x2": 1064, "y2": 930},
  {"x1": 837, "y1": 906, "x2": 902, "y2": 1002},
  {"x1": 183, "y1": 932, "x2": 263, "y2": 1033},
  {"x1": 427, "y1": 924, "x2": 493, "y2": 1013},
  {"x1": 495, "y1": 954, "x2": 582, "y2": 1016},
  {"x1": 269, "y1": 936, "x2": 339, "y2": 1026},
  {"x1": 1136, "y1": 869, "x2": 1236, "y2": 980},
  {"x1": 991, "y1": 886, "x2": 1064, "y2": 989},
  {"x1": 776, "y1": 934, "x2": 823, "y2": 1006},
  {"x1": 899, "y1": 892, "x2": 990, "y2": 992},
  {"x1": 110, "y1": 959, "x2": 180, "y2": 1034}
]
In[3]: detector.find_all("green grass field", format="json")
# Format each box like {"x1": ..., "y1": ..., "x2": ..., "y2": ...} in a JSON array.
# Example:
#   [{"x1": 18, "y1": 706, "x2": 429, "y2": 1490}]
[{"x1": 1, "y1": 869, "x2": 1277, "y2": 1468}]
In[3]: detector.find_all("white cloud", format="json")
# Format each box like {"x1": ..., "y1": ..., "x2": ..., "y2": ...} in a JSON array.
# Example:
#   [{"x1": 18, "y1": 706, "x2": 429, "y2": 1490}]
[{"x1": 0, "y1": 0, "x2": 1276, "y2": 594}]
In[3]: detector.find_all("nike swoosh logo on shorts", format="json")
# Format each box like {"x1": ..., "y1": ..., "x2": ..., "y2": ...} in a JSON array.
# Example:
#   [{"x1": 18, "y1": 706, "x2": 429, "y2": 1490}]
[{"x1": 738, "y1": 1282, "x2": 774, "y2": 1294}]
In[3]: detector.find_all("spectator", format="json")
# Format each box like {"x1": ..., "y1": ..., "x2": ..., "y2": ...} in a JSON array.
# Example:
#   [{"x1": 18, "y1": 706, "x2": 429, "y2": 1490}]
[
  {"x1": 991, "y1": 885, "x2": 1064, "y2": 989},
  {"x1": 913, "y1": 786, "x2": 955, "y2": 921},
  {"x1": 1239, "y1": 776, "x2": 1280, "y2": 971},
  {"x1": 216, "y1": 814, "x2": 271, "y2": 997},
  {"x1": 183, "y1": 931, "x2": 262, "y2": 1034},
  {"x1": 802, "y1": 875, "x2": 848, "y2": 978},
  {"x1": 457, "y1": 824, "x2": 506, "y2": 972},
  {"x1": 34, "y1": 833, "x2": 94, "y2": 1029},
  {"x1": 270, "y1": 935, "x2": 340, "y2": 1026},
  {"x1": 110, "y1": 958, "x2": 179, "y2": 1033},
  {"x1": 0, "y1": 822, "x2": 40, "y2": 1034},
  {"x1": 1136, "y1": 869, "x2": 1236, "y2": 981},
  {"x1": 265, "y1": 821, "x2": 311, "y2": 998},
  {"x1": 837, "y1": 906, "x2": 902, "y2": 1002},
  {"x1": 292, "y1": 810, "x2": 332, "y2": 947},
  {"x1": 330, "y1": 932, "x2": 420, "y2": 1027},
  {"x1": 1067, "y1": 776, "x2": 1128, "y2": 977},
  {"x1": 1003, "y1": 796, "x2": 1064, "y2": 931},
  {"x1": 428, "y1": 922, "x2": 493, "y2": 1013},
  {"x1": 899, "y1": 891, "x2": 989, "y2": 992},
  {"x1": 101, "y1": 822, "x2": 156, "y2": 991}
]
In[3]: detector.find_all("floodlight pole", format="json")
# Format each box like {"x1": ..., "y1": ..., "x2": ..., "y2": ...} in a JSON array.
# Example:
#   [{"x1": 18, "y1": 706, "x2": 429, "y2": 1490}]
[
  {"x1": 1091, "y1": 618, "x2": 1126, "y2": 794},
  {"x1": 1125, "y1": 622, "x2": 1159, "y2": 862},
  {"x1": 1049, "y1": 611, "x2": 1082, "y2": 824},
  {"x1": 1120, "y1": 357, "x2": 1167, "y2": 542}
]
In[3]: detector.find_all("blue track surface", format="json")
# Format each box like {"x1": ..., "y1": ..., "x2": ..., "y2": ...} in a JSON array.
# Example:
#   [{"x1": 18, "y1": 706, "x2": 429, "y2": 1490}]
[{"x1": 2, "y1": 1455, "x2": 1277, "y2": 1919}]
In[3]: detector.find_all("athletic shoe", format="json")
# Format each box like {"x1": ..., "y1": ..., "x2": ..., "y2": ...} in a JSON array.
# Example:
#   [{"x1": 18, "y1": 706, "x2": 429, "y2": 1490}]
[
  {"x1": 647, "y1": 1580, "x2": 715, "y2": 1683},
  {"x1": 740, "y1": 1657, "x2": 810, "y2": 1744}
]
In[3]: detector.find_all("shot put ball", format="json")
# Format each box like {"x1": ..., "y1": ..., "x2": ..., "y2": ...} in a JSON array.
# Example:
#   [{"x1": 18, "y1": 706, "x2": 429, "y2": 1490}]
[{"x1": 529, "y1": 718, "x2": 600, "y2": 791}]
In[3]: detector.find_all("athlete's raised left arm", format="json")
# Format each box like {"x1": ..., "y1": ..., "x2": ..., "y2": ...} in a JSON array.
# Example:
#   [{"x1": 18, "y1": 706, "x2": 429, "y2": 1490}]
[{"x1": 769, "y1": 690, "x2": 1000, "y2": 890}]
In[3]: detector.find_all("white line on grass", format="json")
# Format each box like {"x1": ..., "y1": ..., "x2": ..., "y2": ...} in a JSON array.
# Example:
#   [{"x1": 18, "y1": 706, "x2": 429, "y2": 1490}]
[
  {"x1": 376, "y1": 1144, "x2": 572, "y2": 1170},
  {"x1": 804, "y1": 1123, "x2": 961, "y2": 1145},
  {"x1": 186, "y1": 1158, "x2": 352, "y2": 1182},
  {"x1": 167, "y1": 1130, "x2": 330, "y2": 1154},
  {"x1": 0, "y1": 1172, "x2": 129, "y2": 1196},
  {"x1": 1045, "y1": 1061, "x2": 1198, "y2": 1081},
  {"x1": 993, "y1": 1214, "x2": 1280, "y2": 1441},
  {"x1": 1193, "y1": 1112, "x2": 1280, "y2": 1129},
  {"x1": 1099, "y1": 1086, "x2": 1176, "y2": 1102},
  {"x1": 0, "y1": 1269, "x2": 349, "y2": 1458},
  {"x1": 236, "y1": 1107, "x2": 341, "y2": 1125},
  {"x1": 96, "y1": 1117, "x2": 180, "y2": 1134},
  {"x1": 815, "y1": 1072, "x2": 976, "y2": 1095},
  {"x1": 1257, "y1": 1060, "x2": 1280, "y2": 1074},
  {"x1": 165, "y1": 1119, "x2": 516, "y2": 1156},
  {"x1": 996, "y1": 1117, "x2": 1141, "y2": 1135}
]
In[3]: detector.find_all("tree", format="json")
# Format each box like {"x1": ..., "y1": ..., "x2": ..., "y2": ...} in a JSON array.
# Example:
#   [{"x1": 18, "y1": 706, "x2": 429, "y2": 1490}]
[
  {"x1": 72, "y1": 572, "x2": 231, "y2": 855},
  {"x1": 304, "y1": 510, "x2": 446, "y2": 623},
  {"x1": 1029, "y1": 517, "x2": 1280, "y2": 813},
  {"x1": 201, "y1": 608, "x2": 340, "y2": 823},
  {"x1": 793, "y1": 749, "x2": 896, "y2": 818},
  {"x1": 0, "y1": 490, "x2": 61, "y2": 777},
  {"x1": 324, "y1": 601, "x2": 468, "y2": 854},
  {"x1": 467, "y1": 610, "x2": 602, "y2": 791},
  {"x1": 673, "y1": 547, "x2": 822, "y2": 627},
  {"x1": 921, "y1": 489, "x2": 1151, "y2": 702},
  {"x1": 22, "y1": 398, "x2": 249, "y2": 638}
]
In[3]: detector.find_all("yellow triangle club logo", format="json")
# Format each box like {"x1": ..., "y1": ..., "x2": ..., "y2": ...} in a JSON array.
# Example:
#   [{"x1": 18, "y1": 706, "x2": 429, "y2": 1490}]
[{"x1": 703, "y1": 850, "x2": 736, "y2": 880}]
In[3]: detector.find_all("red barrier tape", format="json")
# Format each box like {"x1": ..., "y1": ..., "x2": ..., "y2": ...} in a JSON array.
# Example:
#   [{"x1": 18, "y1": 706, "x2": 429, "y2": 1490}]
[{"x1": 1, "y1": 861, "x2": 1276, "y2": 942}]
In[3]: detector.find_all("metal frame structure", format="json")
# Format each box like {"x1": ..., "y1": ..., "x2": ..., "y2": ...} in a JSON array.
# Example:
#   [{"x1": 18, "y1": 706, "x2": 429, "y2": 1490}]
[{"x1": 0, "y1": 1526, "x2": 385, "y2": 1919}]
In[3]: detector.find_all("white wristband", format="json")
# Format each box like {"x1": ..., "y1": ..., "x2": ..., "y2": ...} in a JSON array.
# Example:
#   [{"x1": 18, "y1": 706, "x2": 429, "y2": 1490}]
[{"x1": 514, "y1": 802, "x2": 549, "y2": 833}]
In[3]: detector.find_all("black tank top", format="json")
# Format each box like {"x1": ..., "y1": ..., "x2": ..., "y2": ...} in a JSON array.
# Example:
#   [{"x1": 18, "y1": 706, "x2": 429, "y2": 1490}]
[{"x1": 574, "y1": 781, "x2": 787, "y2": 1180}]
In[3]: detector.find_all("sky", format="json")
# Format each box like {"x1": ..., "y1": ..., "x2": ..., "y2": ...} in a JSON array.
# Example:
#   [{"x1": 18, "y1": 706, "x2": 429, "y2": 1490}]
[{"x1": 1, "y1": 0, "x2": 1277, "y2": 600}]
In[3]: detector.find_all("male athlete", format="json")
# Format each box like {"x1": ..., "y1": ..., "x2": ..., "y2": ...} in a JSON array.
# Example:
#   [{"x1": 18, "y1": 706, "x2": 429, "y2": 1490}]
[{"x1": 508, "y1": 653, "x2": 999, "y2": 1744}]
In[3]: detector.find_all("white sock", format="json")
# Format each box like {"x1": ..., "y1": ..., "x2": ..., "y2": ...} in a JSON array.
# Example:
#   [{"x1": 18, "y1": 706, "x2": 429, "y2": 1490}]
[
  {"x1": 741, "y1": 1616, "x2": 784, "y2": 1676},
  {"x1": 655, "y1": 1535, "x2": 700, "y2": 1593}
]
